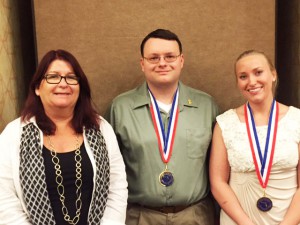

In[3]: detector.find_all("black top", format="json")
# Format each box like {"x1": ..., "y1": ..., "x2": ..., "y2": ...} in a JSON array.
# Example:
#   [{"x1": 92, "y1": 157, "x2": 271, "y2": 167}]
[{"x1": 42, "y1": 143, "x2": 94, "y2": 225}]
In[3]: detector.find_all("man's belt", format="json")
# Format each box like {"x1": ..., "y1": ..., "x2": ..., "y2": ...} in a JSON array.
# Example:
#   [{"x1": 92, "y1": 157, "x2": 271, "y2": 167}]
[{"x1": 128, "y1": 198, "x2": 205, "y2": 214}]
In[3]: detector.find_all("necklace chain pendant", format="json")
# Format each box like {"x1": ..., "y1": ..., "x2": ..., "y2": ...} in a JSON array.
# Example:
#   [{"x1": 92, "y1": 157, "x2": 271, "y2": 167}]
[{"x1": 48, "y1": 135, "x2": 82, "y2": 225}]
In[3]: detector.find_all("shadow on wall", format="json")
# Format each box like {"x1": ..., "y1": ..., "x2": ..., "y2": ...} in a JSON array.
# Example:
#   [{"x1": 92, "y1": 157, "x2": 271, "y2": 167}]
[{"x1": 276, "y1": 0, "x2": 300, "y2": 107}]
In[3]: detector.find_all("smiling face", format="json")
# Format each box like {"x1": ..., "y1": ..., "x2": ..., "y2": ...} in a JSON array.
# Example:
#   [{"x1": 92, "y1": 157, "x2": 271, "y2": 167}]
[
  {"x1": 140, "y1": 38, "x2": 184, "y2": 89},
  {"x1": 35, "y1": 59, "x2": 80, "y2": 113},
  {"x1": 235, "y1": 53, "x2": 277, "y2": 105}
]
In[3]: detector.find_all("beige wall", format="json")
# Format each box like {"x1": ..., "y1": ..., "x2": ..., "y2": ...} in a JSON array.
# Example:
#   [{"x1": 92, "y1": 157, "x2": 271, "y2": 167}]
[
  {"x1": 33, "y1": 1, "x2": 275, "y2": 116},
  {"x1": 0, "y1": 1, "x2": 26, "y2": 132}
]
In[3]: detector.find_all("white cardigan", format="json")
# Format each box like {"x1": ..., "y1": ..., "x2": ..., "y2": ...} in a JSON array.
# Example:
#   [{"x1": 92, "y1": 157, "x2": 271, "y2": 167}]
[{"x1": 0, "y1": 117, "x2": 128, "y2": 225}]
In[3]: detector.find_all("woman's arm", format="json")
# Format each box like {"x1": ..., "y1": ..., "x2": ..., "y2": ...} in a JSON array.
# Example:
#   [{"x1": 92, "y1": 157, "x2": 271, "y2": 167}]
[
  {"x1": 100, "y1": 118, "x2": 128, "y2": 225},
  {"x1": 209, "y1": 123, "x2": 255, "y2": 225},
  {"x1": 280, "y1": 143, "x2": 300, "y2": 225},
  {"x1": 0, "y1": 120, "x2": 31, "y2": 224}
]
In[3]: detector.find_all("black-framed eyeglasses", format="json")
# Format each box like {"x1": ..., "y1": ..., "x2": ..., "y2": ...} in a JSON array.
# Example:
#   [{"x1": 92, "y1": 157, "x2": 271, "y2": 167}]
[
  {"x1": 44, "y1": 73, "x2": 80, "y2": 85},
  {"x1": 143, "y1": 54, "x2": 181, "y2": 64}
]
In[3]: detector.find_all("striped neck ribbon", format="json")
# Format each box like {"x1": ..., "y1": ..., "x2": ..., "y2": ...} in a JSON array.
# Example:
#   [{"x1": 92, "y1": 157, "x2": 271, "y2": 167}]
[
  {"x1": 148, "y1": 88, "x2": 179, "y2": 163},
  {"x1": 244, "y1": 100, "x2": 279, "y2": 188}
]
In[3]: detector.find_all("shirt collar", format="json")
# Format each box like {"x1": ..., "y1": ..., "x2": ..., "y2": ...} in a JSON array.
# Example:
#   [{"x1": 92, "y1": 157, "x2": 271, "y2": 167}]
[
  {"x1": 132, "y1": 81, "x2": 198, "y2": 111},
  {"x1": 178, "y1": 81, "x2": 198, "y2": 111},
  {"x1": 20, "y1": 116, "x2": 39, "y2": 128},
  {"x1": 132, "y1": 82, "x2": 151, "y2": 109}
]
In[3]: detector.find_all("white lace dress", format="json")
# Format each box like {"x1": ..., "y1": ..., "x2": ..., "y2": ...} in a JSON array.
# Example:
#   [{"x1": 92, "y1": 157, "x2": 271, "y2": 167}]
[{"x1": 217, "y1": 106, "x2": 300, "y2": 225}]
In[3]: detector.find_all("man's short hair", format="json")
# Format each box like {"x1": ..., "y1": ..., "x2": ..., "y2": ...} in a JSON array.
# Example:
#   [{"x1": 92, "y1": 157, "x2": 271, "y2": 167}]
[{"x1": 140, "y1": 29, "x2": 182, "y2": 56}]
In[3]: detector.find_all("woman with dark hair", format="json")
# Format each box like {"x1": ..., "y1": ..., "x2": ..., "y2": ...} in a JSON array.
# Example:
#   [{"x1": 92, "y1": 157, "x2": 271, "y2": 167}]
[{"x1": 0, "y1": 49, "x2": 128, "y2": 225}]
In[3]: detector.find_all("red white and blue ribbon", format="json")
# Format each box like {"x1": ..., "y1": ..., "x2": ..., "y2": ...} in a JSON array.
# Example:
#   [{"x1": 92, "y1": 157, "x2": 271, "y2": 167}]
[
  {"x1": 244, "y1": 100, "x2": 279, "y2": 188},
  {"x1": 148, "y1": 88, "x2": 179, "y2": 163}
]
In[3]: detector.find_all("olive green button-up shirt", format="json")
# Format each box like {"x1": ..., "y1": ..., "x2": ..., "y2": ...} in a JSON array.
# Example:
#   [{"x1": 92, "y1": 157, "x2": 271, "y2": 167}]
[{"x1": 106, "y1": 81, "x2": 218, "y2": 207}]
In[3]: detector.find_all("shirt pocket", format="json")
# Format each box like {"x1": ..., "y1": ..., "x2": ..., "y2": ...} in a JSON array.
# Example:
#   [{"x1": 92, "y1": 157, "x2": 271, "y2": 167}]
[{"x1": 186, "y1": 128, "x2": 212, "y2": 158}]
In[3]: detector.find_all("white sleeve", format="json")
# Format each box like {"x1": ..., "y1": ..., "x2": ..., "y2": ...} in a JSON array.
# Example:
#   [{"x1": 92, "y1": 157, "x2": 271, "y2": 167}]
[
  {"x1": 99, "y1": 117, "x2": 128, "y2": 225},
  {"x1": 0, "y1": 120, "x2": 32, "y2": 225}
]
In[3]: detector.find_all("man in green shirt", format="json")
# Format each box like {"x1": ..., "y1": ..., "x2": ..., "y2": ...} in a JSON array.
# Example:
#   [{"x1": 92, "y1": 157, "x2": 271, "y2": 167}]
[{"x1": 106, "y1": 29, "x2": 219, "y2": 225}]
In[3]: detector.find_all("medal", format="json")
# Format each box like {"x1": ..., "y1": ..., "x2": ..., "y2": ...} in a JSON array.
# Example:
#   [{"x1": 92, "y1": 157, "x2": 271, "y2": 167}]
[
  {"x1": 159, "y1": 164, "x2": 174, "y2": 186},
  {"x1": 245, "y1": 100, "x2": 279, "y2": 212},
  {"x1": 257, "y1": 189, "x2": 272, "y2": 211},
  {"x1": 257, "y1": 197, "x2": 273, "y2": 212},
  {"x1": 148, "y1": 87, "x2": 179, "y2": 187}
]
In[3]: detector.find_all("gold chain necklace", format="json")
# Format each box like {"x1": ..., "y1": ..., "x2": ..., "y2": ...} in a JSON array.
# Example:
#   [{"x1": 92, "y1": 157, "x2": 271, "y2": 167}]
[{"x1": 47, "y1": 135, "x2": 82, "y2": 225}]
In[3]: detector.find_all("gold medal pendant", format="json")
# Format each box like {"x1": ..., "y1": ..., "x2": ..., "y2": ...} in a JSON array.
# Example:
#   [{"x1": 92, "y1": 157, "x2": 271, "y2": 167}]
[{"x1": 159, "y1": 164, "x2": 174, "y2": 187}]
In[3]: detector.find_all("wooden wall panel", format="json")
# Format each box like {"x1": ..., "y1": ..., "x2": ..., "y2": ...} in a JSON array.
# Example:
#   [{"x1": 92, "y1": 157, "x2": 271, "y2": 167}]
[{"x1": 33, "y1": 0, "x2": 275, "y2": 114}]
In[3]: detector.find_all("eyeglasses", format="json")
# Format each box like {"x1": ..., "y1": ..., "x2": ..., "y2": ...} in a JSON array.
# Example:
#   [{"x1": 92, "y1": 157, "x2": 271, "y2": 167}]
[
  {"x1": 143, "y1": 54, "x2": 181, "y2": 64},
  {"x1": 44, "y1": 73, "x2": 80, "y2": 85}
]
